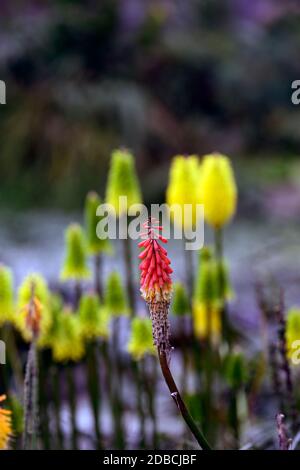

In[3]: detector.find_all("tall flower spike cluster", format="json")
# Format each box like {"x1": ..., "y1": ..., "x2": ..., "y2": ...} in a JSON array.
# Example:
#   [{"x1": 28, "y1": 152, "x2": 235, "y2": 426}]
[
  {"x1": 106, "y1": 148, "x2": 142, "y2": 217},
  {"x1": 85, "y1": 191, "x2": 112, "y2": 255},
  {"x1": 0, "y1": 265, "x2": 14, "y2": 326},
  {"x1": 286, "y1": 308, "x2": 300, "y2": 362},
  {"x1": 199, "y1": 153, "x2": 237, "y2": 229},
  {"x1": 0, "y1": 395, "x2": 12, "y2": 450},
  {"x1": 60, "y1": 223, "x2": 90, "y2": 281},
  {"x1": 139, "y1": 218, "x2": 173, "y2": 354},
  {"x1": 166, "y1": 155, "x2": 201, "y2": 230}
]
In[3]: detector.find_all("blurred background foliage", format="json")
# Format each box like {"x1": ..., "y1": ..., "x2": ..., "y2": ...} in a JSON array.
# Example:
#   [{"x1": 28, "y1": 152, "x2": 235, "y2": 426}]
[{"x1": 0, "y1": 0, "x2": 300, "y2": 209}]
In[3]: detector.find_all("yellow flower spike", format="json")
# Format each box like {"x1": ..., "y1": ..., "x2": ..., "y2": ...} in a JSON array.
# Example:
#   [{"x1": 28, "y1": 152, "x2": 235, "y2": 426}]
[
  {"x1": 166, "y1": 155, "x2": 201, "y2": 230},
  {"x1": 192, "y1": 247, "x2": 222, "y2": 345},
  {"x1": 0, "y1": 395, "x2": 12, "y2": 450},
  {"x1": 199, "y1": 153, "x2": 237, "y2": 228},
  {"x1": 60, "y1": 224, "x2": 91, "y2": 281},
  {"x1": 192, "y1": 301, "x2": 221, "y2": 345},
  {"x1": 127, "y1": 317, "x2": 156, "y2": 361},
  {"x1": 0, "y1": 265, "x2": 14, "y2": 327},
  {"x1": 79, "y1": 293, "x2": 110, "y2": 340},
  {"x1": 51, "y1": 307, "x2": 85, "y2": 363},
  {"x1": 105, "y1": 148, "x2": 142, "y2": 218},
  {"x1": 286, "y1": 308, "x2": 300, "y2": 363}
]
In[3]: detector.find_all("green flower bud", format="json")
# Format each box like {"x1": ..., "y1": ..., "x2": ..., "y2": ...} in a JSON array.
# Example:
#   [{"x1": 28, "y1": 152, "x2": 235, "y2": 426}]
[
  {"x1": 172, "y1": 282, "x2": 190, "y2": 316},
  {"x1": 38, "y1": 293, "x2": 63, "y2": 348},
  {"x1": 60, "y1": 224, "x2": 91, "y2": 281},
  {"x1": 127, "y1": 317, "x2": 155, "y2": 360},
  {"x1": 0, "y1": 265, "x2": 14, "y2": 326},
  {"x1": 213, "y1": 258, "x2": 234, "y2": 303},
  {"x1": 79, "y1": 293, "x2": 109, "y2": 340},
  {"x1": 51, "y1": 307, "x2": 85, "y2": 363},
  {"x1": 192, "y1": 248, "x2": 221, "y2": 343},
  {"x1": 105, "y1": 148, "x2": 142, "y2": 217},
  {"x1": 84, "y1": 191, "x2": 112, "y2": 255},
  {"x1": 104, "y1": 271, "x2": 129, "y2": 316},
  {"x1": 224, "y1": 352, "x2": 248, "y2": 390},
  {"x1": 193, "y1": 247, "x2": 217, "y2": 304}
]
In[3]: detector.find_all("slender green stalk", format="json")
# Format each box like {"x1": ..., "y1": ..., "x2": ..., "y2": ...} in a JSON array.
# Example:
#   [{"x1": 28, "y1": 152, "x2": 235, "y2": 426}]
[
  {"x1": 158, "y1": 349, "x2": 212, "y2": 450},
  {"x1": 132, "y1": 360, "x2": 146, "y2": 448},
  {"x1": 75, "y1": 281, "x2": 82, "y2": 308},
  {"x1": 51, "y1": 366, "x2": 64, "y2": 449},
  {"x1": 23, "y1": 341, "x2": 39, "y2": 450},
  {"x1": 87, "y1": 340, "x2": 102, "y2": 449},
  {"x1": 66, "y1": 365, "x2": 78, "y2": 449},
  {"x1": 183, "y1": 237, "x2": 194, "y2": 300},
  {"x1": 111, "y1": 316, "x2": 125, "y2": 449},
  {"x1": 144, "y1": 356, "x2": 159, "y2": 449},
  {"x1": 38, "y1": 351, "x2": 51, "y2": 449},
  {"x1": 100, "y1": 339, "x2": 114, "y2": 448},
  {"x1": 94, "y1": 253, "x2": 102, "y2": 298},
  {"x1": 122, "y1": 236, "x2": 135, "y2": 315},
  {"x1": 228, "y1": 390, "x2": 240, "y2": 446}
]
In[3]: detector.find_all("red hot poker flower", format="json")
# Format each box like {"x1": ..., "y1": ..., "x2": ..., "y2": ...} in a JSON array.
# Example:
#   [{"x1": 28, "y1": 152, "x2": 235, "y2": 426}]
[
  {"x1": 139, "y1": 218, "x2": 173, "y2": 354},
  {"x1": 139, "y1": 219, "x2": 173, "y2": 303}
]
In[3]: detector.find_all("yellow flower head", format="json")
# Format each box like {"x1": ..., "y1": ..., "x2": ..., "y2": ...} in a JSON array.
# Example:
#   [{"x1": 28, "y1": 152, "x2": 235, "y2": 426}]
[
  {"x1": 127, "y1": 317, "x2": 156, "y2": 360},
  {"x1": 193, "y1": 301, "x2": 221, "y2": 345},
  {"x1": 0, "y1": 265, "x2": 14, "y2": 327},
  {"x1": 199, "y1": 153, "x2": 237, "y2": 228},
  {"x1": 51, "y1": 307, "x2": 85, "y2": 363},
  {"x1": 192, "y1": 247, "x2": 222, "y2": 344},
  {"x1": 105, "y1": 148, "x2": 142, "y2": 218},
  {"x1": 166, "y1": 155, "x2": 201, "y2": 229},
  {"x1": 0, "y1": 395, "x2": 12, "y2": 450},
  {"x1": 60, "y1": 224, "x2": 91, "y2": 281},
  {"x1": 286, "y1": 308, "x2": 300, "y2": 363},
  {"x1": 79, "y1": 293, "x2": 110, "y2": 340}
]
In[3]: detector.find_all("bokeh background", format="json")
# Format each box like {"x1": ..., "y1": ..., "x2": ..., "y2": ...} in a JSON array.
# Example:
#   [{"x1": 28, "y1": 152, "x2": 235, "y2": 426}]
[
  {"x1": 1, "y1": 0, "x2": 300, "y2": 450},
  {"x1": 0, "y1": 0, "x2": 300, "y2": 209},
  {"x1": 1, "y1": 0, "x2": 300, "y2": 315}
]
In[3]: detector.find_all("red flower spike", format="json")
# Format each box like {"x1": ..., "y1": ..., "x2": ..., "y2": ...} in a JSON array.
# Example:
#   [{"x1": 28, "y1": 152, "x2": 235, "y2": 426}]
[{"x1": 139, "y1": 218, "x2": 172, "y2": 303}]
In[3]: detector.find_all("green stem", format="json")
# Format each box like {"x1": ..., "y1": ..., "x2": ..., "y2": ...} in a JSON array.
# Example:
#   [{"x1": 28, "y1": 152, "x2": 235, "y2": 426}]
[
  {"x1": 145, "y1": 356, "x2": 159, "y2": 449},
  {"x1": 51, "y1": 366, "x2": 64, "y2": 449},
  {"x1": 132, "y1": 360, "x2": 146, "y2": 448},
  {"x1": 94, "y1": 253, "x2": 102, "y2": 298},
  {"x1": 38, "y1": 351, "x2": 50, "y2": 449},
  {"x1": 229, "y1": 390, "x2": 239, "y2": 447},
  {"x1": 183, "y1": 238, "x2": 194, "y2": 300},
  {"x1": 214, "y1": 227, "x2": 223, "y2": 261},
  {"x1": 123, "y1": 235, "x2": 135, "y2": 315},
  {"x1": 158, "y1": 349, "x2": 212, "y2": 450},
  {"x1": 111, "y1": 317, "x2": 125, "y2": 449},
  {"x1": 74, "y1": 281, "x2": 82, "y2": 308},
  {"x1": 66, "y1": 365, "x2": 78, "y2": 449},
  {"x1": 87, "y1": 341, "x2": 102, "y2": 449}
]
